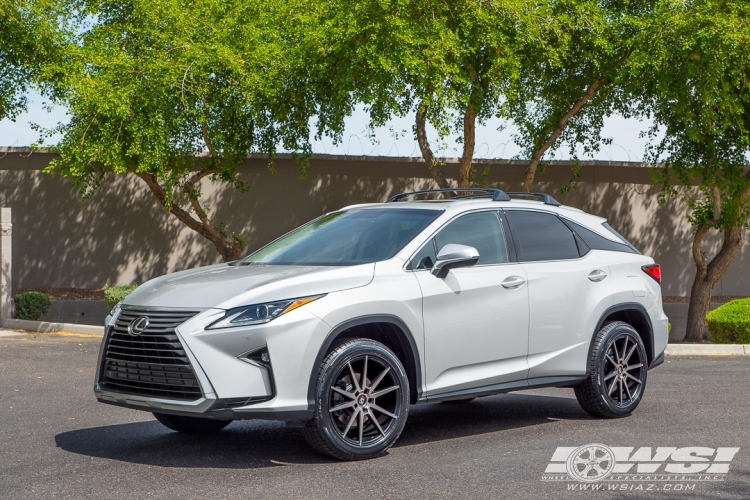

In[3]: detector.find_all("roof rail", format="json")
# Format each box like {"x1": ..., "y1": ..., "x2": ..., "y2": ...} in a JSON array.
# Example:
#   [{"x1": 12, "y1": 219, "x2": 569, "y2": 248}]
[
  {"x1": 504, "y1": 192, "x2": 561, "y2": 206},
  {"x1": 386, "y1": 188, "x2": 511, "y2": 203}
]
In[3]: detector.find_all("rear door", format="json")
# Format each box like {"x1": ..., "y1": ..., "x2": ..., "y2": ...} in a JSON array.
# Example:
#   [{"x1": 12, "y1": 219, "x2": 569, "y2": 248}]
[
  {"x1": 504, "y1": 209, "x2": 613, "y2": 380},
  {"x1": 411, "y1": 210, "x2": 530, "y2": 397}
]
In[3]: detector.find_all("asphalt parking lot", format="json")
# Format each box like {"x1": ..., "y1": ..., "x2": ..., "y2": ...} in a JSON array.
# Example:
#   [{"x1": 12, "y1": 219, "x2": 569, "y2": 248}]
[{"x1": 1, "y1": 333, "x2": 749, "y2": 499}]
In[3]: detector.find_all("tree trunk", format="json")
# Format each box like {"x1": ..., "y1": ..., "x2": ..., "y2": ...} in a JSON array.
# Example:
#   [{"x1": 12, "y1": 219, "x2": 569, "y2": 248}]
[
  {"x1": 134, "y1": 171, "x2": 243, "y2": 262},
  {"x1": 522, "y1": 79, "x2": 601, "y2": 192},
  {"x1": 415, "y1": 107, "x2": 449, "y2": 189},
  {"x1": 457, "y1": 103, "x2": 476, "y2": 188},
  {"x1": 684, "y1": 224, "x2": 743, "y2": 342}
]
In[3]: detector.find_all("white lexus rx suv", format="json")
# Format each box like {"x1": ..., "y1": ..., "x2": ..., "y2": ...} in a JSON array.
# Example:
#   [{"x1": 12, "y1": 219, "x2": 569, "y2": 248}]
[{"x1": 95, "y1": 189, "x2": 668, "y2": 460}]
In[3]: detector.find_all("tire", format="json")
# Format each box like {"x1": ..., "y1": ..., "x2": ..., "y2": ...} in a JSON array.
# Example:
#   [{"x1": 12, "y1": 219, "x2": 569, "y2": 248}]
[
  {"x1": 153, "y1": 412, "x2": 232, "y2": 434},
  {"x1": 575, "y1": 321, "x2": 649, "y2": 418},
  {"x1": 302, "y1": 338, "x2": 410, "y2": 460}
]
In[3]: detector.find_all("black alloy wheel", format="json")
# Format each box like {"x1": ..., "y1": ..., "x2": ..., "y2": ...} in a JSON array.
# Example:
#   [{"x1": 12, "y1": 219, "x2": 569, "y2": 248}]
[
  {"x1": 575, "y1": 321, "x2": 648, "y2": 418},
  {"x1": 302, "y1": 338, "x2": 409, "y2": 460}
]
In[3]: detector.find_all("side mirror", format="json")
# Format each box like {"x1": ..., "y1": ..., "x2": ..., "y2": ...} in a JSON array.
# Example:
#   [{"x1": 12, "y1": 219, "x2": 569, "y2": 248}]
[{"x1": 430, "y1": 244, "x2": 480, "y2": 278}]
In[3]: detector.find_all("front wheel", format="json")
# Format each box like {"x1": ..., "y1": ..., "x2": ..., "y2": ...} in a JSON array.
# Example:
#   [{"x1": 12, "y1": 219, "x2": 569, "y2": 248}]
[
  {"x1": 153, "y1": 412, "x2": 232, "y2": 434},
  {"x1": 302, "y1": 338, "x2": 410, "y2": 460},
  {"x1": 574, "y1": 321, "x2": 648, "y2": 418}
]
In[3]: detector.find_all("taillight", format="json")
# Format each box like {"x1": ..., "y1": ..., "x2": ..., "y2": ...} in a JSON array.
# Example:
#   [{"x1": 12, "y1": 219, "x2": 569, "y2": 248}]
[{"x1": 642, "y1": 264, "x2": 661, "y2": 284}]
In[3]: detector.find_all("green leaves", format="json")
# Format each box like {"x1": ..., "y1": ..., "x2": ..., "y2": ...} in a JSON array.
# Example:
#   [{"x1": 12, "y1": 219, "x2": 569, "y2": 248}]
[
  {"x1": 0, "y1": 0, "x2": 67, "y2": 121},
  {"x1": 641, "y1": 0, "x2": 750, "y2": 231},
  {"x1": 48, "y1": 0, "x2": 319, "y2": 198},
  {"x1": 320, "y1": 0, "x2": 531, "y2": 143},
  {"x1": 706, "y1": 297, "x2": 750, "y2": 344},
  {"x1": 44, "y1": 0, "x2": 329, "y2": 260}
]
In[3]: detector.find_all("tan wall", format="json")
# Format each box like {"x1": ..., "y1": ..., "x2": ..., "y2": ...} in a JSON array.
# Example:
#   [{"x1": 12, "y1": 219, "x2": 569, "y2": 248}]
[{"x1": 0, "y1": 149, "x2": 747, "y2": 296}]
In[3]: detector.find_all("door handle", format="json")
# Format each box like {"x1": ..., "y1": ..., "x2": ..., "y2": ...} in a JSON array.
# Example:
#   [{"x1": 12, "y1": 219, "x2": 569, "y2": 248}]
[
  {"x1": 502, "y1": 276, "x2": 526, "y2": 289},
  {"x1": 588, "y1": 269, "x2": 608, "y2": 282}
]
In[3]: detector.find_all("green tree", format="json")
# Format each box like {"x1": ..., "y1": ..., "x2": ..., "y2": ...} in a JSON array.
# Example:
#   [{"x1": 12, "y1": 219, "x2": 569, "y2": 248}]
[
  {"x1": 505, "y1": 0, "x2": 655, "y2": 192},
  {"x1": 0, "y1": 0, "x2": 64, "y2": 122},
  {"x1": 320, "y1": 0, "x2": 543, "y2": 189},
  {"x1": 640, "y1": 0, "x2": 750, "y2": 342},
  {"x1": 46, "y1": 0, "x2": 320, "y2": 261}
]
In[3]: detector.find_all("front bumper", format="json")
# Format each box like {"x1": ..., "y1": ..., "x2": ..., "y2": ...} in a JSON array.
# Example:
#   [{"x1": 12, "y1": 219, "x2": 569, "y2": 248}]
[{"x1": 95, "y1": 305, "x2": 331, "y2": 421}]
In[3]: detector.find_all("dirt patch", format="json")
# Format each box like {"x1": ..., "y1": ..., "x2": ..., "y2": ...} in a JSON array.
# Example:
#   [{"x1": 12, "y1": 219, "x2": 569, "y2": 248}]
[{"x1": 12, "y1": 288, "x2": 105, "y2": 301}]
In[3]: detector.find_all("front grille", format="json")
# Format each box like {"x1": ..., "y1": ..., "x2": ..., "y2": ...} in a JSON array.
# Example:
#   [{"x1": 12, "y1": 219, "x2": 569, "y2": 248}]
[{"x1": 100, "y1": 307, "x2": 203, "y2": 401}]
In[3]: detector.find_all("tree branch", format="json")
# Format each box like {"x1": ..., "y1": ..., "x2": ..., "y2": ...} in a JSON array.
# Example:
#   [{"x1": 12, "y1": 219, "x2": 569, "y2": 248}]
[
  {"x1": 134, "y1": 171, "x2": 205, "y2": 235},
  {"x1": 522, "y1": 79, "x2": 602, "y2": 192},
  {"x1": 458, "y1": 102, "x2": 476, "y2": 188},
  {"x1": 415, "y1": 106, "x2": 449, "y2": 189},
  {"x1": 691, "y1": 224, "x2": 710, "y2": 277},
  {"x1": 201, "y1": 124, "x2": 215, "y2": 156}
]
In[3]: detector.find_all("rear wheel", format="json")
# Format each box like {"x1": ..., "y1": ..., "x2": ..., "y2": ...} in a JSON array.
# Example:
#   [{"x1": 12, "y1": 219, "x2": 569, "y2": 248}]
[
  {"x1": 302, "y1": 338, "x2": 410, "y2": 460},
  {"x1": 153, "y1": 413, "x2": 232, "y2": 434},
  {"x1": 575, "y1": 321, "x2": 648, "y2": 418}
]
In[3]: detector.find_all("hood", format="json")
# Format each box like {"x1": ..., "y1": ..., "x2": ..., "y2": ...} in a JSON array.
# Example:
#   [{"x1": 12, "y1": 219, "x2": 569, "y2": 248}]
[{"x1": 123, "y1": 262, "x2": 375, "y2": 309}]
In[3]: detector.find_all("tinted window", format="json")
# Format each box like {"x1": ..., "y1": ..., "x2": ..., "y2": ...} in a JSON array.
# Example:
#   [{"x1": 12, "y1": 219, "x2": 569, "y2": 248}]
[
  {"x1": 602, "y1": 222, "x2": 640, "y2": 254},
  {"x1": 564, "y1": 219, "x2": 637, "y2": 254},
  {"x1": 244, "y1": 208, "x2": 441, "y2": 265},
  {"x1": 505, "y1": 211, "x2": 579, "y2": 262},
  {"x1": 434, "y1": 211, "x2": 509, "y2": 265},
  {"x1": 408, "y1": 239, "x2": 437, "y2": 270}
]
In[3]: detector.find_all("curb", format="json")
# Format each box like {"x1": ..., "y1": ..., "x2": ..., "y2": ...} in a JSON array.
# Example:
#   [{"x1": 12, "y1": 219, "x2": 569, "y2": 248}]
[
  {"x1": 665, "y1": 344, "x2": 749, "y2": 356},
  {"x1": 3, "y1": 318, "x2": 104, "y2": 336}
]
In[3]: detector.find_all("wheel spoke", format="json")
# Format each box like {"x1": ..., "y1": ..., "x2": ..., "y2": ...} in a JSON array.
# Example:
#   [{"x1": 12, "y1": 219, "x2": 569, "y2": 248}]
[
  {"x1": 368, "y1": 409, "x2": 386, "y2": 436},
  {"x1": 605, "y1": 354, "x2": 618, "y2": 367},
  {"x1": 343, "y1": 407, "x2": 359, "y2": 436},
  {"x1": 331, "y1": 386, "x2": 356, "y2": 399},
  {"x1": 619, "y1": 379, "x2": 624, "y2": 404},
  {"x1": 613, "y1": 342, "x2": 622, "y2": 363},
  {"x1": 620, "y1": 337, "x2": 629, "y2": 363},
  {"x1": 329, "y1": 400, "x2": 356, "y2": 413},
  {"x1": 624, "y1": 372, "x2": 643, "y2": 384},
  {"x1": 358, "y1": 406, "x2": 364, "y2": 445},
  {"x1": 608, "y1": 378, "x2": 618, "y2": 395},
  {"x1": 369, "y1": 366, "x2": 391, "y2": 393},
  {"x1": 370, "y1": 403, "x2": 397, "y2": 419},
  {"x1": 371, "y1": 385, "x2": 399, "y2": 399},
  {"x1": 362, "y1": 356, "x2": 369, "y2": 390},
  {"x1": 623, "y1": 379, "x2": 633, "y2": 400},
  {"x1": 624, "y1": 344, "x2": 637, "y2": 364},
  {"x1": 603, "y1": 370, "x2": 617, "y2": 381},
  {"x1": 347, "y1": 361, "x2": 362, "y2": 393},
  {"x1": 625, "y1": 363, "x2": 643, "y2": 371}
]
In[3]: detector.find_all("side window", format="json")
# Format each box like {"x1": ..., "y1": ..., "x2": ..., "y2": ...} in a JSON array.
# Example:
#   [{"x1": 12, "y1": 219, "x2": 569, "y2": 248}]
[
  {"x1": 505, "y1": 211, "x2": 579, "y2": 262},
  {"x1": 434, "y1": 211, "x2": 509, "y2": 265},
  {"x1": 564, "y1": 219, "x2": 637, "y2": 254},
  {"x1": 408, "y1": 239, "x2": 437, "y2": 270}
]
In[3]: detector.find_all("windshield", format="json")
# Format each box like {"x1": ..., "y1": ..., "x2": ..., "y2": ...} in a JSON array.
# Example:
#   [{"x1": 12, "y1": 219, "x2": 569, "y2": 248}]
[{"x1": 242, "y1": 208, "x2": 442, "y2": 266}]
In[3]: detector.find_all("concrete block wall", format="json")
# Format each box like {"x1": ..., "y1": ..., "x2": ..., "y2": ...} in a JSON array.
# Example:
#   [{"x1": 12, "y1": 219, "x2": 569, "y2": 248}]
[{"x1": 0, "y1": 149, "x2": 748, "y2": 297}]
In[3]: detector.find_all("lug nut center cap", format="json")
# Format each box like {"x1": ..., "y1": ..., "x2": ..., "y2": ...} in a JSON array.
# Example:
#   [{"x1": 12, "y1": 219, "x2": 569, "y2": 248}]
[{"x1": 357, "y1": 394, "x2": 367, "y2": 406}]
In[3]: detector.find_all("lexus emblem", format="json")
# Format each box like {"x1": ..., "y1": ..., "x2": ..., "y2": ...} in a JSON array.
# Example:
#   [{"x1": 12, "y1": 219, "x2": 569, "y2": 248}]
[{"x1": 128, "y1": 316, "x2": 150, "y2": 336}]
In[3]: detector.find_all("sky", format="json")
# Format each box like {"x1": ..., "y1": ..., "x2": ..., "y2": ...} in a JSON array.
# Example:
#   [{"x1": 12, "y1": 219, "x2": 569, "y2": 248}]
[{"x1": 0, "y1": 91, "x2": 654, "y2": 162}]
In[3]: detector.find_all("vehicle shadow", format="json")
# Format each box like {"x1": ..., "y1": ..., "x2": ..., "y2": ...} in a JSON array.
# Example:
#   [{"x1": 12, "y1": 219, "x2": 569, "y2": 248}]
[{"x1": 55, "y1": 392, "x2": 589, "y2": 470}]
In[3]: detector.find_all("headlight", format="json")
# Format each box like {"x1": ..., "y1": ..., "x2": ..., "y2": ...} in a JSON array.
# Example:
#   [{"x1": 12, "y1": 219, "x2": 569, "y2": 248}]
[
  {"x1": 106, "y1": 303, "x2": 122, "y2": 326},
  {"x1": 206, "y1": 294, "x2": 325, "y2": 330}
]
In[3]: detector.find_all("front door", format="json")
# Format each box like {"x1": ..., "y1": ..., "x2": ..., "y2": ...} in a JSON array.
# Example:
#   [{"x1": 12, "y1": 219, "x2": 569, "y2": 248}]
[{"x1": 411, "y1": 210, "x2": 530, "y2": 396}]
